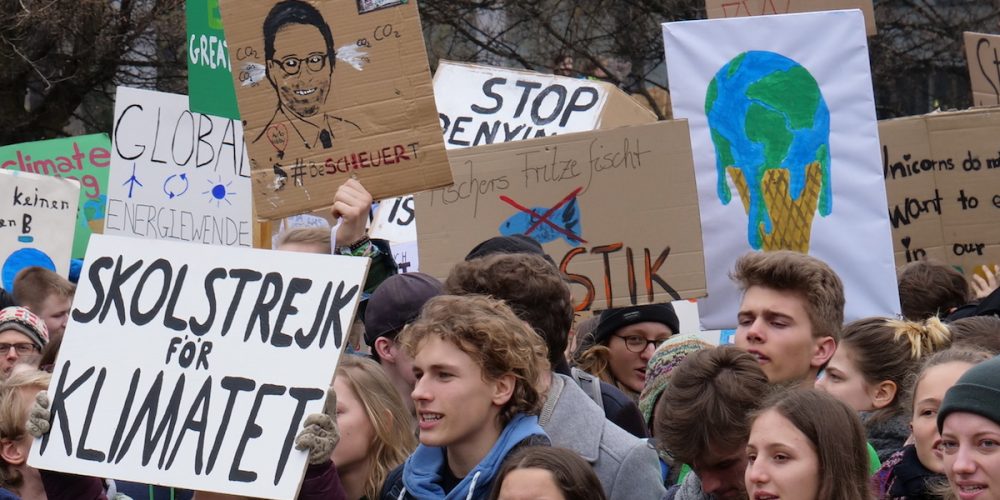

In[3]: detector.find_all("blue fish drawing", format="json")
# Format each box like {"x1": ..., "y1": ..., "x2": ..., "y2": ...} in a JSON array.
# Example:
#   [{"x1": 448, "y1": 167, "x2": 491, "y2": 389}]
[{"x1": 498, "y1": 196, "x2": 584, "y2": 247}]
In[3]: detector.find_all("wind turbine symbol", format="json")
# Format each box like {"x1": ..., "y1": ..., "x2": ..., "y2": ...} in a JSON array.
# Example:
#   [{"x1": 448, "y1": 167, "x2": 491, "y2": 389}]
[{"x1": 123, "y1": 163, "x2": 143, "y2": 198}]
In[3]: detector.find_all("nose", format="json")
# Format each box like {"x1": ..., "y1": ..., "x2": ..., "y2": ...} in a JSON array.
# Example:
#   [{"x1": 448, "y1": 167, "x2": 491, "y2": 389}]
[
  {"x1": 5, "y1": 348, "x2": 18, "y2": 361},
  {"x1": 411, "y1": 377, "x2": 431, "y2": 403},
  {"x1": 746, "y1": 459, "x2": 768, "y2": 486},
  {"x1": 951, "y1": 445, "x2": 977, "y2": 475},
  {"x1": 640, "y1": 341, "x2": 656, "y2": 361},
  {"x1": 745, "y1": 318, "x2": 766, "y2": 344}
]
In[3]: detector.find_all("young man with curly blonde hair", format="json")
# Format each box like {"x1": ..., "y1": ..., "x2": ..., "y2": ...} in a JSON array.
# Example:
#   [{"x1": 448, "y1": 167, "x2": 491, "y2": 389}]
[{"x1": 380, "y1": 294, "x2": 551, "y2": 499}]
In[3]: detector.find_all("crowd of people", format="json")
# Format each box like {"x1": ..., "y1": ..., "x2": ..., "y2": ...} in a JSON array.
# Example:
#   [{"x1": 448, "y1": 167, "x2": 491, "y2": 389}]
[{"x1": 1, "y1": 178, "x2": 999, "y2": 500}]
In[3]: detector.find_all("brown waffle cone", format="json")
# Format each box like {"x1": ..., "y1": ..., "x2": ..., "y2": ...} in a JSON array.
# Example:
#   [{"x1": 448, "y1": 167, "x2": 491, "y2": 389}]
[{"x1": 724, "y1": 163, "x2": 823, "y2": 252}]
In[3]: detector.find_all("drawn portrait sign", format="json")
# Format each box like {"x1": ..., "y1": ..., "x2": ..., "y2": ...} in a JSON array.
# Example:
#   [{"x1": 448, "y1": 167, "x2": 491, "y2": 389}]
[
  {"x1": 1, "y1": 134, "x2": 111, "y2": 259},
  {"x1": 416, "y1": 121, "x2": 706, "y2": 312},
  {"x1": 663, "y1": 10, "x2": 900, "y2": 330},
  {"x1": 964, "y1": 32, "x2": 1000, "y2": 108},
  {"x1": 880, "y1": 108, "x2": 1000, "y2": 279},
  {"x1": 105, "y1": 87, "x2": 254, "y2": 248},
  {"x1": 29, "y1": 234, "x2": 369, "y2": 498},
  {"x1": 0, "y1": 170, "x2": 80, "y2": 290},
  {"x1": 219, "y1": 0, "x2": 452, "y2": 220}
]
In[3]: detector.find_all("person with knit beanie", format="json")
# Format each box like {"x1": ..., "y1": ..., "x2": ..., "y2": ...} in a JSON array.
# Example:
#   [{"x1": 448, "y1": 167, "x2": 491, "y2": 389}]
[
  {"x1": 0, "y1": 306, "x2": 48, "y2": 378},
  {"x1": 638, "y1": 334, "x2": 712, "y2": 487},
  {"x1": 937, "y1": 355, "x2": 1000, "y2": 500},
  {"x1": 574, "y1": 304, "x2": 680, "y2": 400}
]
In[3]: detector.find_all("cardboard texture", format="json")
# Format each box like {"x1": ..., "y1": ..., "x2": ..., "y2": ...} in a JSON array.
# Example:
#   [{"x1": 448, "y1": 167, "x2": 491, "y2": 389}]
[
  {"x1": 416, "y1": 120, "x2": 706, "y2": 311},
  {"x1": 434, "y1": 60, "x2": 656, "y2": 149},
  {"x1": 1, "y1": 134, "x2": 111, "y2": 259},
  {"x1": 964, "y1": 32, "x2": 1000, "y2": 108},
  {"x1": 105, "y1": 87, "x2": 254, "y2": 247},
  {"x1": 880, "y1": 107, "x2": 1000, "y2": 278},
  {"x1": 187, "y1": 0, "x2": 240, "y2": 119},
  {"x1": 29, "y1": 234, "x2": 369, "y2": 498},
  {"x1": 0, "y1": 170, "x2": 80, "y2": 290},
  {"x1": 219, "y1": 0, "x2": 451, "y2": 220},
  {"x1": 704, "y1": 0, "x2": 877, "y2": 35}
]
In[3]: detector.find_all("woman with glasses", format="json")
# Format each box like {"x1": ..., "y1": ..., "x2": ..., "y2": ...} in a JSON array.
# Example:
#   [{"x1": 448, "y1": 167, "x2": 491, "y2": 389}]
[{"x1": 573, "y1": 304, "x2": 679, "y2": 401}]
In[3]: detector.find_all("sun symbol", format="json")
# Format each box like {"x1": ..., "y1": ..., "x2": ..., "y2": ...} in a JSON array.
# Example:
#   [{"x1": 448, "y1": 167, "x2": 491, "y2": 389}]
[{"x1": 203, "y1": 176, "x2": 235, "y2": 207}]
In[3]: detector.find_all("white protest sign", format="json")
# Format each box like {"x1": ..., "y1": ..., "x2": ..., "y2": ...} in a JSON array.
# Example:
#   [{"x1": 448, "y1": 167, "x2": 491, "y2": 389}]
[
  {"x1": 30, "y1": 234, "x2": 369, "y2": 498},
  {"x1": 105, "y1": 87, "x2": 253, "y2": 247},
  {"x1": 434, "y1": 61, "x2": 612, "y2": 149},
  {"x1": 370, "y1": 196, "x2": 419, "y2": 272},
  {"x1": 663, "y1": 10, "x2": 900, "y2": 329},
  {"x1": 0, "y1": 170, "x2": 80, "y2": 290}
]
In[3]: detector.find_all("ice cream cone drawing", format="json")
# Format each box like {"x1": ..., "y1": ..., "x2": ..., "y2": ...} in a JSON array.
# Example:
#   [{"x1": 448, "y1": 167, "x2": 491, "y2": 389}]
[{"x1": 706, "y1": 51, "x2": 832, "y2": 253}]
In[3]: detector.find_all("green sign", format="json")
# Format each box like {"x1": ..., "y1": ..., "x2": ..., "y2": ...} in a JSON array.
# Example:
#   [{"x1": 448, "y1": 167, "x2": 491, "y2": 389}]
[
  {"x1": 187, "y1": 0, "x2": 240, "y2": 119},
  {"x1": 0, "y1": 134, "x2": 112, "y2": 259}
]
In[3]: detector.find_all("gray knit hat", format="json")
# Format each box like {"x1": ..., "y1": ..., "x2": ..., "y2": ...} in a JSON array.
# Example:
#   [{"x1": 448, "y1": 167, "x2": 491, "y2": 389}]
[
  {"x1": 938, "y1": 355, "x2": 1000, "y2": 431},
  {"x1": 0, "y1": 306, "x2": 49, "y2": 350}
]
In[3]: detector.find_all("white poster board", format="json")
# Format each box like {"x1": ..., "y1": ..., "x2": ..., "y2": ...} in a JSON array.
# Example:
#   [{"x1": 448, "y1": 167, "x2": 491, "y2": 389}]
[
  {"x1": 370, "y1": 196, "x2": 419, "y2": 273},
  {"x1": 105, "y1": 87, "x2": 253, "y2": 247},
  {"x1": 434, "y1": 61, "x2": 611, "y2": 149},
  {"x1": 663, "y1": 10, "x2": 900, "y2": 329},
  {"x1": 30, "y1": 234, "x2": 369, "y2": 498},
  {"x1": 0, "y1": 170, "x2": 80, "y2": 290}
]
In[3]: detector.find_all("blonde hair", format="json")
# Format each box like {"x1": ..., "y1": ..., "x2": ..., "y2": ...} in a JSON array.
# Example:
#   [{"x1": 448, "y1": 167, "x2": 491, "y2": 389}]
[
  {"x1": 573, "y1": 344, "x2": 636, "y2": 399},
  {"x1": 275, "y1": 227, "x2": 332, "y2": 254},
  {"x1": 0, "y1": 369, "x2": 50, "y2": 489},
  {"x1": 399, "y1": 295, "x2": 550, "y2": 426},
  {"x1": 336, "y1": 355, "x2": 416, "y2": 500}
]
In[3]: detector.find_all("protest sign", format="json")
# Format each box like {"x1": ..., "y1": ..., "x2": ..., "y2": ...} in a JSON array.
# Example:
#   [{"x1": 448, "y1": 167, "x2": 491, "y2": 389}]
[
  {"x1": 434, "y1": 60, "x2": 657, "y2": 149},
  {"x1": 105, "y1": 87, "x2": 253, "y2": 248},
  {"x1": 1, "y1": 134, "x2": 111, "y2": 259},
  {"x1": 416, "y1": 120, "x2": 706, "y2": 311},
  {"x1": 704, "y1": 0, "x2": 877, "y2": 35},
  {"x1": 219, "y1": 0, "x2": 452, "y2": 219},
  {"x1": 370, "y1": 195, "x2": 418, "y2": 272},
  {"x1": 964, "y1": 32, "x2": 1000, "y2": 108},
  {"x1": 0, "y1": 170, "x2": 80, "y2": 290},
  {"x1": 29, "y1": 234, "x2": 368, "y2": 498},
  {"x1": 880, "y1": 108, "x2": 1000, "y2": 278},
  {"x1": 663, "y1": 10, "x2": 900, "y2": 330},
  {"x1": 187, "y1": 0, "x2": 240, "y2": 119}
]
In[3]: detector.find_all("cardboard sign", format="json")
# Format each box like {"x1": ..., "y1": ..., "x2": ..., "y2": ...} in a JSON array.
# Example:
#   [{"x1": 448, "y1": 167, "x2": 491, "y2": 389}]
[
  {"x1": 880, "y1": 107, "x2": 1000, "y2": 277},
  {"x1": 187, "y1": 0, "x2": 240, "y2": 119},
  {"x1": 1, "y1": 134, "x2": 111, "y2": 259},
  {"x1": 29, "y1": 234, "x2": 368, "y2": 498},
  {"x1": 416, "y1": 121, "x2": 706, "y2": 311},
  {"x1": 0, "y1": 170, "x2": 80, "y2": 290},
  {"x1": 663, "y1": 11, "x2": 900, "y2": 330},
  {"x1": 219, "y1": 0, "x2": 451, "y2": 219},
  {"x1": 704, "y1": 0, "x2": 877, "y2": 35},
  {"x1": 105, "y1": 87, "x2": 254, "y2": 247},
  {"x1": 434, "y1": 61, "x2": 656, "y2": 150},
  {"x1": 964, "y1": 32, "x2": 1000, "y2": 108}
]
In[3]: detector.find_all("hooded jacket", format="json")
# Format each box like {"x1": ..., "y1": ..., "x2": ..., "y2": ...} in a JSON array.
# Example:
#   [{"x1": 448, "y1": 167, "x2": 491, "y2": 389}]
[{"x1": 381, "y1": 413, "x2": 549, "y2": 500}]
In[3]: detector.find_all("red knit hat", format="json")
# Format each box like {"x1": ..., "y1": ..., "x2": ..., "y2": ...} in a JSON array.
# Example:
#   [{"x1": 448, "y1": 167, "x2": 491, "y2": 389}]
[{"x1": 0, "y1": 306, "x2": 49, "y2": 349}]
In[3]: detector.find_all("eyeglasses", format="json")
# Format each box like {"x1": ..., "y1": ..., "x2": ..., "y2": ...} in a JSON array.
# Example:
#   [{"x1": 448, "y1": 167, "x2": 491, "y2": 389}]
[
  {"x1": 0, "y1": 343, "x2": 38, "y2": 355},
  {"x1": 614, "y1": 335, "x2": 669, "y2": 353},
  {"x1": 271, "y1": 53, "x2": 327, "y2": 75}
]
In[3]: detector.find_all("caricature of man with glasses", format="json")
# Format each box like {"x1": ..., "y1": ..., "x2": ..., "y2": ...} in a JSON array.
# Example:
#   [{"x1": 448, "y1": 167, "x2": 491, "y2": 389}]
[{"x1": 254, "y1": 0, "x2": 361, "y2": 151}]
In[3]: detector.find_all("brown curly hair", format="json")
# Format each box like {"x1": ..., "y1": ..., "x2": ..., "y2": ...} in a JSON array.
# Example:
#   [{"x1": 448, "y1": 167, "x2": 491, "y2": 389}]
[
  {"x1": 399, "y1": 294, "x2": 550, "y2": 426},
  {"x1": 445, "y1": 253, "x2": 574, "y2": 366}
]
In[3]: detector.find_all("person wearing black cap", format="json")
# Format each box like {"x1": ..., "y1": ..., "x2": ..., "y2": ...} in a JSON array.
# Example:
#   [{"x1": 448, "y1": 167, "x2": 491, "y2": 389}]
[
  {"x1": 363, "y1": 272, "x2": 443, "y2": 415},
  {"x1": 575, "y1": 304, "x2": 679, "y2": 401},
  {"x1": 937, "y1": 354, "x2": 1000, "y2": 499}
]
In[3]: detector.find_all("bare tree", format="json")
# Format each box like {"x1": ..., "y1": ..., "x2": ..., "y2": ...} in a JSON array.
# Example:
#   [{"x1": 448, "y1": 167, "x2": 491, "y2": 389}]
[{"x1": 0, "y1": 0, "x2": 185, "y2": 144}]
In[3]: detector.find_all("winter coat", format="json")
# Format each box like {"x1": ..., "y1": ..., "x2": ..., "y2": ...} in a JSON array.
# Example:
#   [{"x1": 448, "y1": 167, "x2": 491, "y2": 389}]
[{"x1": 541, "y1": 374, "x2": 665, "y2": 500}]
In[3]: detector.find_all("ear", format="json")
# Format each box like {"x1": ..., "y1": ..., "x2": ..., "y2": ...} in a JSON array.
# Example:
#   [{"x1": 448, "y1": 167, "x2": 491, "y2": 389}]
[
  {"x1": 810, "y1": 337, "x2": 837, "y2": 369},
  {"x1": 491, "y1": 373, "x2": 516, "y2": 407},
  {"x1": 373, "y1": 337, "x2": 395, "y2": 362},
  {"x1": 0, "y1": 438, "x2": 26, "y2": 466},
  {"x1": 871, "y1": 380, "x2": 898, "y2": 410}
]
